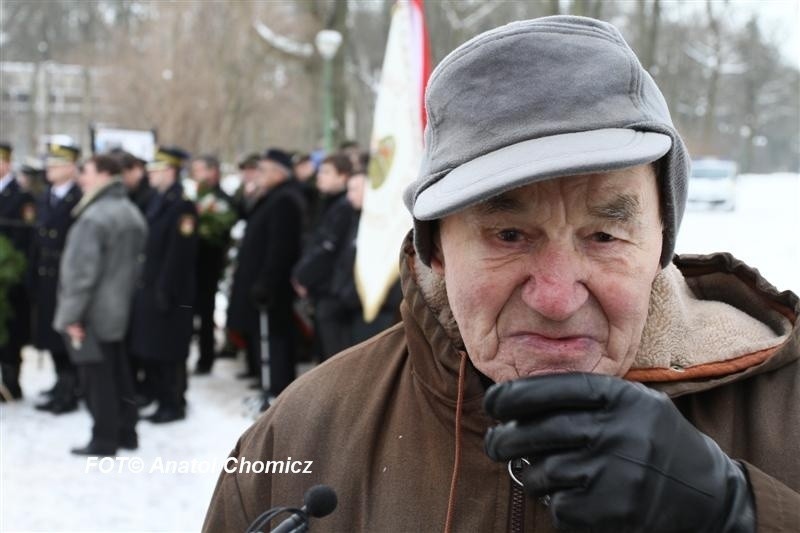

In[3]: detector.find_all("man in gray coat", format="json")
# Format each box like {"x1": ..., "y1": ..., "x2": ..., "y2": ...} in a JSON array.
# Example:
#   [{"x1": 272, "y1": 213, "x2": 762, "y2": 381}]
[{"x1": 53, "y1": 153, "x2": 147, "y2": 456}]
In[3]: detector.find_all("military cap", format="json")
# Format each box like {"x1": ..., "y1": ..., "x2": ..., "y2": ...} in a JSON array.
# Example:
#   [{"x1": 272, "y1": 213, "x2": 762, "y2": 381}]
[
  {"x1": 46, "y1": 142, "x2": 81, "y2": 165},
  {"x1": 0, "y1": 141, "x2": 11, "y2": 162},
  {"x1": 147, "y1": 145, "x2": 190, "y2": 172}
]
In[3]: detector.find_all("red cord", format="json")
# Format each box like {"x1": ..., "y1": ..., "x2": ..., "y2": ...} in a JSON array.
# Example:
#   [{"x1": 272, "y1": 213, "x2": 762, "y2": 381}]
[{"x1": 443, "y1": 352, "x2": 467, "y2": 533}]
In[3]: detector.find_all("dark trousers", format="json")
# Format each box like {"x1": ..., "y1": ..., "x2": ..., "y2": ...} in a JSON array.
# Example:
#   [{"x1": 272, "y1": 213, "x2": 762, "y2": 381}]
[
  {"x1": 53, "y1": 349, "x2": 79, "y2": 396},
  {"x1": 78, "y1": 341, "x2": 138, "y2": 449},
  {"x1": 52, "y1": 349, "x2": 75, "y2": 374},
  {"x1": 150, "y1": 360, "x2": 186, "y2": 411},
  {"x1": 195, "y1": 280, "x2": 218, "y2": 369},
  {"x1": 246, "y1": 330, "x2": 295, "y2": 397}
]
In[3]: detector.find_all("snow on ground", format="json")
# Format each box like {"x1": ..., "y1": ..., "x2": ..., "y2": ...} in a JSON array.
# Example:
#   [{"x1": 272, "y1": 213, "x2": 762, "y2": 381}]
[
  {"x1": 1, "y1": 173, "x2": 797, "y2": 533},
  {"x1": 675, "y1": 173, "x2": 799, "y2": 296}
]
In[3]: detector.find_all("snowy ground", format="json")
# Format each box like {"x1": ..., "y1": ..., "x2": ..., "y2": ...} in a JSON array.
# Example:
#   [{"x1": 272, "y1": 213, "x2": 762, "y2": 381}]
[
  {"x1": 675, "y1": 173, "x2": 799, "y2": 296},
  {"x1": 1, "y1": 173, "x2": 798, "y2": 533}
]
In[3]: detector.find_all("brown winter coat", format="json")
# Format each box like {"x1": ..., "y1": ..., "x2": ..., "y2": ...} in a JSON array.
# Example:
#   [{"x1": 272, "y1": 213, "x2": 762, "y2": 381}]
[{"x1": 203, "y1": 236, "x2": 800, "y2": 532}]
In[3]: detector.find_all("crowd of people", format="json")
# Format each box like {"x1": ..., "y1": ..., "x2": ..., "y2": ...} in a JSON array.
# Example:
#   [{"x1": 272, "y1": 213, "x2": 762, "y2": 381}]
[{"x1": 0, "y1": 139, "x2": 401, "y2": 455}]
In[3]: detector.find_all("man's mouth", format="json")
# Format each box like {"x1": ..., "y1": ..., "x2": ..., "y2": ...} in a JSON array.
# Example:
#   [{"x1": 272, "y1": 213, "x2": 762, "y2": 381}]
[{"x1": 505, "y1": 333, "x2": 600, "y2": 358}]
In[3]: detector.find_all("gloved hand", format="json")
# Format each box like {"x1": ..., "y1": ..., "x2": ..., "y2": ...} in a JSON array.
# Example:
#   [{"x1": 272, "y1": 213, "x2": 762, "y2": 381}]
[{"x1": 484, "y1": 373, "x2": 755, "y2": 532}]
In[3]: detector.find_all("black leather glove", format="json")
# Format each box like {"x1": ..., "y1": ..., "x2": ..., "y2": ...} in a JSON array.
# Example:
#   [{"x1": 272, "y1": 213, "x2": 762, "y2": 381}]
[{"x1": 484, "y1": 373, "x2": 755, "y2": 532}]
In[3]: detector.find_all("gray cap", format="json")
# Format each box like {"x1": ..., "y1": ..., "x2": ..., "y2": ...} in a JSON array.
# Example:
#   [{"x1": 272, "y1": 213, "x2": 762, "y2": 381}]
[{"x1": 404, "y1": 15, "x2": 689, "y2": 268}]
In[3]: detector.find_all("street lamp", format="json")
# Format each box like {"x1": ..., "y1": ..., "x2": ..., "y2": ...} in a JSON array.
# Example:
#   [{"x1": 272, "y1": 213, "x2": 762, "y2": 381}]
[{"x1": 315, "y1": 29, "x2": 343, "y2": 153}]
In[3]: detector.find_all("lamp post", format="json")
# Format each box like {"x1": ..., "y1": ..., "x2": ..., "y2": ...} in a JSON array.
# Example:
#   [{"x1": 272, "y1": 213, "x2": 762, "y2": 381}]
[{"x1": 315, "y1": 29, "x2": 343, "y2": 153}]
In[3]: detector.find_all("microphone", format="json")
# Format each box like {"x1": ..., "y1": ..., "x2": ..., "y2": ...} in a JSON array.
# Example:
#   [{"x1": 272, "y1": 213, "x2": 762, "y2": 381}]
[{"x1": 266, "y1": 485, "x2": 338, "y2": 533}]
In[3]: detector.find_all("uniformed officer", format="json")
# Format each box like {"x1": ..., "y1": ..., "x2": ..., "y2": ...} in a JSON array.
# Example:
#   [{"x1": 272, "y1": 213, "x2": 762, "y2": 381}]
[
  {"x1": 128, "y1": 146, "x2": 198, "y2": 423},
  {"x1": 31, "y1": 142, "x2": 83, "y2": 413},
  {"x1": 190, "y1": 155, "x2": 236, "y2": 375},
  {"x1": 0, "y1": 142, "x2": 36, "y2": 402}
]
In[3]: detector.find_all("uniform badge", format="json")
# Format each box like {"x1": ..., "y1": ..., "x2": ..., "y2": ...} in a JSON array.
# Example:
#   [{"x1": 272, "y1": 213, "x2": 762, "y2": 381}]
[
  {"x1": 179, "y1": 214, "x2": 196, "y2": 236},
  {"x1": 21, "y1": 203, "x2": 36, "y2": 223}
]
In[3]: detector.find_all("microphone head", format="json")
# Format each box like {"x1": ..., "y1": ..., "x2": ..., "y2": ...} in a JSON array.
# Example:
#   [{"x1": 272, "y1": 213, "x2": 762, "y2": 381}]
[{"x1": 304, "y1": 485, "x2": 338, "y2": 518}]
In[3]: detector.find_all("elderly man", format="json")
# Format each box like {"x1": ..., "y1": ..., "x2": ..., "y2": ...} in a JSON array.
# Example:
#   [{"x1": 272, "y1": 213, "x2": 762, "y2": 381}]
[
  {"x1": 53, "y1": 154, "x2": 147, "y2": 455},
  {"x1": 226, "y1": 149, "x2": 306, "y2": 402},
  {"x1": 204, "y1": 16, "x2": 799, "y2": 532}
]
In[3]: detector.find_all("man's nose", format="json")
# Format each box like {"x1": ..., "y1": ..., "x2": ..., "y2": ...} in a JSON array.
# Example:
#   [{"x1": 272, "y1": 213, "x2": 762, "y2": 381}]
[{"x1": 520, "y1": 244, "x2": 589, "y2": 322}]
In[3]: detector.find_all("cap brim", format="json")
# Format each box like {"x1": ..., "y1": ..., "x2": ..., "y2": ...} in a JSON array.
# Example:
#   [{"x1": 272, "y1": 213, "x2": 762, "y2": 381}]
[
  {"x1": 46, "y1": 157, "x2": 75, "y2": 167},
  {"x1": 413, "y1": 128, "x2": 671, "y2": 220},
  {"x1": 146, "y1": 161, "x2": 171, "y2": 172}
]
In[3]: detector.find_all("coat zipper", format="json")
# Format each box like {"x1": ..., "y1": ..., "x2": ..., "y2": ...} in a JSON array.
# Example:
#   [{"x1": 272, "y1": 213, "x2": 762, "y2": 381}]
[{"x1": 509, "y1": 459, "x2": 526, "y2": 533}]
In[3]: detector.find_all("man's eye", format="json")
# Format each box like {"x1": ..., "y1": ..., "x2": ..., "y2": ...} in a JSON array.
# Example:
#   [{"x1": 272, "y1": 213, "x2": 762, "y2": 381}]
[
  {"x1": 498, "y1": 229, "x2": 522, "y2": 242},
  {"x1": 593, "y1": 232, "x2": 616, "y2": 243}
]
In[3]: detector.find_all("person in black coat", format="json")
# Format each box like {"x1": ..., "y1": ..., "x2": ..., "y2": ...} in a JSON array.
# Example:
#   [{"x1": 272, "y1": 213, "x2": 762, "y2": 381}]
[
  {"x1": 128, "y1": 146, "x2": 198, "y2": 423},
  {"x1": 292, "y1": 153, "x2": 358, "y2": 360},
  {"x1": 190, "y1": 155, "x2": 236, "y2": 375},
  {"x1": 0, "y1": 142, "x2": 36, "y2": 402},
  {"x1": 116, "y1": 150, "x2": 155, "y2": 213},
  {"x1": 226, "y1": 148, "x2": 306, "y2": 403},
  {"x1": 30, "y1": 142, "x2": 83, "y2": 413}
]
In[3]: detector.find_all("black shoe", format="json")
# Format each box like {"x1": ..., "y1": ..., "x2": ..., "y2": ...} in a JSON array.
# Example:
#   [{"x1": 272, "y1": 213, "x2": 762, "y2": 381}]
[
  {"x1": 49, "y1": 397, "x2": 79, "y2": 414},
  {"x1": 147, "y1": 407, "x2": 185, "y2": 424},
  {"x1": 119, "y1": 433, "x2": 139, "y2": 450},
  {"x1": 71, "y1": 442, "x2": 117, "y2": 456},
  {"x1": 236, "y1": 370, "x2": 257, "y2": 380}
]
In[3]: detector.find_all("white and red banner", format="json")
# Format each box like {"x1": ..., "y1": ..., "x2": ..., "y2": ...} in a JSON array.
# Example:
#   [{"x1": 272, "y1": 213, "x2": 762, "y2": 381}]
[{"x1": 356, "y1": 0, "x2": 430, "y2": 322}]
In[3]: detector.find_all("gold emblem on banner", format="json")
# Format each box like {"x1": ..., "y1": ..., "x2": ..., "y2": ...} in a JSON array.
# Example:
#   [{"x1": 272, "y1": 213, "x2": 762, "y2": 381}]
[{"x1": 368, "y1": 136, "x2": 395, "y2": 190}]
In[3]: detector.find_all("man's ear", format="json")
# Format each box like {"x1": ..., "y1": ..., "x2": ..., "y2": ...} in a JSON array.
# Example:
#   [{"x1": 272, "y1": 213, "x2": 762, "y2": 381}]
[{"x1": 430, "y1": 222, "x2": 445, "y2": 275}]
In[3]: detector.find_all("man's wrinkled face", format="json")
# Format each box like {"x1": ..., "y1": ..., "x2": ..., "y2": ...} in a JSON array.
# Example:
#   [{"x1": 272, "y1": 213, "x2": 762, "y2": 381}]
[{"x1": 431, "y1": 165, "x2": 663, "y2": 382}]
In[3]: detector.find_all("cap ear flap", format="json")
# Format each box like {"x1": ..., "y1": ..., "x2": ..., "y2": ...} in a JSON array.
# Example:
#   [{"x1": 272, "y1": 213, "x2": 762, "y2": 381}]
[{"x1": 429, "y1": 221, "x2": 445, "y2": 275}]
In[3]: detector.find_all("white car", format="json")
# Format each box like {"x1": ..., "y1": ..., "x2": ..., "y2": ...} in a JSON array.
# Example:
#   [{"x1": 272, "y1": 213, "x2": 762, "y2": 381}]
[{"x1": 687, "y1": 159, "x2": 737, "y2": 211}]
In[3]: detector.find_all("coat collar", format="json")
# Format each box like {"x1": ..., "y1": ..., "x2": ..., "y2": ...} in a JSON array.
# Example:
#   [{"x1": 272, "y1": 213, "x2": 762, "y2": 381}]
[{"x1": 72, "y1": 180, "x2": 126, "y2": 217}]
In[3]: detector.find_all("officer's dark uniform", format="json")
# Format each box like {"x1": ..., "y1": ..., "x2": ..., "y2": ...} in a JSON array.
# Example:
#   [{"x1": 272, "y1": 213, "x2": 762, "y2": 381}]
[
  {"x1": 128, "y1": 147, "x2": 198, "y2": 423},
  {"x1": 0, "y1": 142, "x2": 36, "y2": 401},
  {"x1": 30, "y1": 143, "x2": 82, "y2": 413},
  {"x1": 227, "y1": 149, "x2": 306, "y2": 399},
  {"x1": 193, "y1": 182, "x2": 235, "y2": 374}
]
